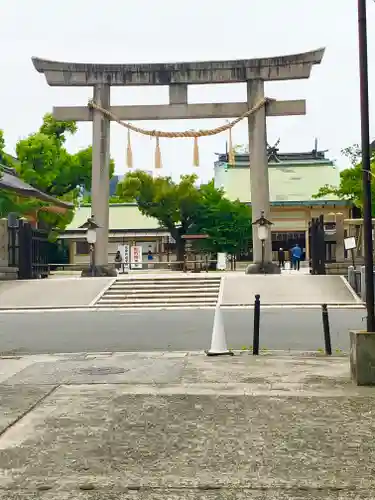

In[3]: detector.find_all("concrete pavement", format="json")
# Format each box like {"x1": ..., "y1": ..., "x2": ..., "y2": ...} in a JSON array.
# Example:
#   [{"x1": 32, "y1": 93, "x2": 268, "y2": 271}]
[
  {"x1": 0, "y1": 272, "x2": 361, "y2": 310},
  {"x1": 0, "y1": 308, "x2": 366, "y2": 355},
  {"x1": 221, "y1": 274, "x2": 359, "y2": 305},
  {"x1": 0, "y1": 277, "x2": 113, "y2": 309},
  {"x1": 0, "y1": 351, "x2": 374, "y2": 498}
]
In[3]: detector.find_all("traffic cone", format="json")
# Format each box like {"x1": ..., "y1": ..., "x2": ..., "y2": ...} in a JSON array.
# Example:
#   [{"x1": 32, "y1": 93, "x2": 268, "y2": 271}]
[{"x1": 206, "y1": 305, "x2": 234, "y2": 356}]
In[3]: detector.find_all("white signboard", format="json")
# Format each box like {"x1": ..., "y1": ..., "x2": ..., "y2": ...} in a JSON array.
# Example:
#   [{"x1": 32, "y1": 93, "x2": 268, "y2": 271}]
[
  {"x1": 118, "y1": 245, "x2": 130, "y2": 271},
  {"x1": 344, "y1": 237, "x2": 356, "y2": 251},
  {"x1": 131, "y1": 245, "x2": 143, "y2": 269},
  {"x1": 217, "y1": 252, "x2": 227, "y2": 270}
]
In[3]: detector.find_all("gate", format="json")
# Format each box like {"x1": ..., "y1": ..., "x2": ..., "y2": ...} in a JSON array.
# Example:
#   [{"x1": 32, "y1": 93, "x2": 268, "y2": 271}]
[
  {"x1": 8, "y1": 219, "x2": 50, "y2": 279},
  {"x1": 308, "y1": 215, "x2": 326, "y2": 275},
  {"x1": 7, "y1": 225, "x2": 19, "y2": 268}
]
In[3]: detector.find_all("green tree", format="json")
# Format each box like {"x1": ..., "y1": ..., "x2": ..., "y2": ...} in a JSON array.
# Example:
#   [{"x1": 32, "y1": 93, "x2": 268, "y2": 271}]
[
  {"x1": 0, "y1": 130, "x2": 37, "y2": 218},
  {"x1": 1, "y1": 114, "x2": 116, "y2": 232},
  {"x1": 0, "y1": 189, "x2": 40, "y2": 220},
  {"x1": 15, "y1": 114, "x2": 115, "y2": 197},
  {"x1": 0, "y1": 121, "x2": 71, "y2": 229},
  {"x1": 314, "y1": 144, "x2": 375, "y2": 214},
  {"x1": 0, "y1": 130, "x2": 16, "y2": 169},
  {"x1": 116, "y1": 171, "x2": 252, "y2": 264},
  {"x1": 190, "y1": 181, "x2": 252, "y2": 255},
  {"x1": 117, "y1": 171, "x2": 202, "y2": 263}
]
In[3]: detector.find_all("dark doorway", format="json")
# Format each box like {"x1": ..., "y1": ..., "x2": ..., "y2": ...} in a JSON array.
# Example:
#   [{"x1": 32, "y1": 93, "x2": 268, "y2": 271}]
[{"x1": 271, "y1": 231, "x2": 306, "y2": 261}]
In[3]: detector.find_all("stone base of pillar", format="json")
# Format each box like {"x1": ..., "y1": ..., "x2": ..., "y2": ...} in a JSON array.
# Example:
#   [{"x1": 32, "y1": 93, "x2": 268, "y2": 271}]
[
  {"x1": 0, "y1": 266, "x2": 18, "y2": 280},
  {"x1": 350, "y1": 330, "x2": 375, "y2": 385},
  {"x1": 81, "y1": 265, "x2": 117, "y2": 278},
  {"x1": 245, "y1": 262, "x2": 281, "y2": 275}
]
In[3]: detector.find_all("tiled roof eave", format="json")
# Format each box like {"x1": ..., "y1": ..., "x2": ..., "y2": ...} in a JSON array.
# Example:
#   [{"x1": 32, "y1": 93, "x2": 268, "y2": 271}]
[{"x1": 0, "y1": 167, "x2": 74, "y2": 209}]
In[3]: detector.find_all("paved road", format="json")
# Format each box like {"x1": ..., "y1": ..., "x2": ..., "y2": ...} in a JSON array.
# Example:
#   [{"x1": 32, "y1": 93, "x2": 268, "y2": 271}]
[{"x1": 0, "y1": 308, "x2": 365, "y2": 354}]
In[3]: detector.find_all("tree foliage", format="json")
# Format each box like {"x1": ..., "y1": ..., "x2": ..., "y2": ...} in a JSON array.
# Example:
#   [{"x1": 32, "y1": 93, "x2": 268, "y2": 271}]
[
  {"x1": 0, "y1": 130, "x2": 16, "y2": 169},
  {"x1": 0, "y1": 130, "x2": 35, "y2": 218},
  {"x1": 116, "y1": 171, "x2": 252, "y2": 261},
  {"x1": 15, "y1": 114, "x2": 115, "y2": 197},
  {"x1": 117, "y1": 171, "x2": 201, "y2": 261},
  {"x1": 314, "y1": 144, "x2": 375, "y2": 214},
  {"x1": 0, "y1": 114, "x2": 115, "y2": 232},
  {"x1": 189, "y1": 181, "x2": 252, "y2": 255}
]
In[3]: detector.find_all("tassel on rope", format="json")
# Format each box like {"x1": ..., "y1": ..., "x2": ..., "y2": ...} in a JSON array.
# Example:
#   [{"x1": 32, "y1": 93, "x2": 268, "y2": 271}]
[
  {"x1": 126, "y1": 128, "x2": 133, "y2": 168},
  {"x1": 228, "y1": 127, "x2": 235, "y2": 166},
  {"x1": 193, "y1": 136, "x2": 199, "y2": 167},
  {"x1": 155, "y1": 136, "x2": 162, "y2": 169}
]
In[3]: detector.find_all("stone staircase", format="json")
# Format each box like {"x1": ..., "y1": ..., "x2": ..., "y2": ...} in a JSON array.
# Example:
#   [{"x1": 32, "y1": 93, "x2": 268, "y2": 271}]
[{"x1": 95, "y1": 275, "x2": 222, "y2": 309}]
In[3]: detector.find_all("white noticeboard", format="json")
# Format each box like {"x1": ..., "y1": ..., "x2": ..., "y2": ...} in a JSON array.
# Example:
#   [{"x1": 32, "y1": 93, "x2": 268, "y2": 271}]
[
  {"x1": 217, "y1": 252, "x2": 227, "y2": 270},
  {"x1": 131, "y1": 245, "x2": 143, "y2": 269},
  {"x1": 118, "y1": 245, "x2": 130, "y2": 271},
  {"x1": 344, "y1": 237, "x2": 356, "y2": 251}
]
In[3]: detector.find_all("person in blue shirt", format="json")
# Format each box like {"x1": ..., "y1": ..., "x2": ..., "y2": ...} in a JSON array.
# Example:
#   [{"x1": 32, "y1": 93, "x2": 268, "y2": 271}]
[
  {"x1": 147, "y1": 247, "x2": 154, "y2": 269},
  {"x1": 291, "y1": 244, "x2": 302, "y2": 271}
]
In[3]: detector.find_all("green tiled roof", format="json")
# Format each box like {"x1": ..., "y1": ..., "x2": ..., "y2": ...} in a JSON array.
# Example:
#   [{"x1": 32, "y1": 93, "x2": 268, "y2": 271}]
[
  {"x1": 65, "y1": 204, "x2": 162, "y2": 231},
  {"x1": 215, "y1": 163, "x2": 342, "y2": 203}
]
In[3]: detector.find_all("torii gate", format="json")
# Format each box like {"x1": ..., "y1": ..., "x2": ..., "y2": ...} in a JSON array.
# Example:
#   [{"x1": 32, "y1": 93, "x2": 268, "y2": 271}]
[{"x1": 32, "y1": 48, "x2": 324, "y2": 274}]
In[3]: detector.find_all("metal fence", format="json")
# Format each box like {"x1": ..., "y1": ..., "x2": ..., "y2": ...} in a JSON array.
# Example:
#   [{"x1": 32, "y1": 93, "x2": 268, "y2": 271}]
[
  {"x1": 49, "y1": 259, "x2": 220, "y2": 273},
  {"x1": 8, "y1": 220, "x2": 50, "y2": 279}
]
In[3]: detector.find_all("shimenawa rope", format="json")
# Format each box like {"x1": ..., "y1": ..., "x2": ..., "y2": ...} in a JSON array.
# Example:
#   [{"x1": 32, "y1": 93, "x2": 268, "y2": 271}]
[{"x1": 88, "y1": 97, "x2": 273, "y2": 168}]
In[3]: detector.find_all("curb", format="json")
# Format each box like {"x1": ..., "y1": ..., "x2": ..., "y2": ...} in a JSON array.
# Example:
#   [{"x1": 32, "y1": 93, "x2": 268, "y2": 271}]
[
  {"x1": 0, "y1": 304, "x2": 365, "y2": 313},
  {"x1": 0, "y1": 349, "x2": 349, "y2": 359}
]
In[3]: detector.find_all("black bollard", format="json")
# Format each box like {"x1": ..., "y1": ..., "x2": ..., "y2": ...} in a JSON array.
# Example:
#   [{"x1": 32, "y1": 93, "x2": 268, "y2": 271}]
[
  {"x1": 253, "y1": 294, "x2": 261, "y2": 355},
  {"x1": 321, "y1": 304, "x2": 332, "y2": 356}
]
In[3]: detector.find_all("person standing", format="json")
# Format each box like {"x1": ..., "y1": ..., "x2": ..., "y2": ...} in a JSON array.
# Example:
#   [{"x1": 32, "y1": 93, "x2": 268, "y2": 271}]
[
  {"x1": 291, "y1": 243, "x2": 302, "y2": 271},
  {"x1": 278, "y1": 247, "x2": 285, "y2": 268},
  {"x1": 147, "y1": 247, "x2": 154, "y2": 269},
  {"x1": 114, "y1": 250, "x2": 122, "y2": 274}
]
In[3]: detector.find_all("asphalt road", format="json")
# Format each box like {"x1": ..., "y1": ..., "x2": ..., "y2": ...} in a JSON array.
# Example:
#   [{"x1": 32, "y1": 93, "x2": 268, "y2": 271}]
[{"x1": 0, "y1": 308, "x2": 365, "y2": 355}]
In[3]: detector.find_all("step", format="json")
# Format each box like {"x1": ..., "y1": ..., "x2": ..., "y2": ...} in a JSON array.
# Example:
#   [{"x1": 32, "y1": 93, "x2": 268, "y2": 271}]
[
  {"x1": 106, "y1": 288, "x2": 220, "y2": 294},
  {"x1": 98, "y1": 300, "x2": 218, "y2": 306},
  {"x1": 96, "y1": 304, "x2": 217, "y2": 309},
  {"x1": 115, "y1": 276, "x2": 221, "y2": 281},
  {"x1": 106, "y1": 287, "x2": 219, "y2": 295},
  {"x1": 98, "y1": 296, "x2": 218, "y2": 304},
  {"x1": 96, "y1": 303, "x2": 217, "y2": 309},
  {"x1": 113, "y1": 279, "x2": 221, "y2": 286},
  {"x1": 0, "y1": 266, "x2": 18, "y2": 280},
  {"x1": 116, "y1": 276, "x2": 221, "y2": 280},
  {"x1": 112, "y1": 278, "x2": 221, "y2": 284},
  {"x1": 109, "y1": 287, "x2": 220, "y2": 293},
  {"x1": 97, "y1": 302, "x2": 218, "y2": 308},
  {"x1": 102, "y1": 292, "x2": 219, "y2": 300},
  {"x1": 109, "y1": 292, "x2": 221, "y2": 298},
  {"x1": 110, "y1": 283, "x2": 220, "y2": 290}
]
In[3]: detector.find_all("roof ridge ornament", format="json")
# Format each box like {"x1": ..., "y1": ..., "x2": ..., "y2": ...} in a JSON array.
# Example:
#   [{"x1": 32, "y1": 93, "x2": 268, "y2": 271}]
[{"x1": 267, "y1": 139, "x2": 281, "y2": 162}]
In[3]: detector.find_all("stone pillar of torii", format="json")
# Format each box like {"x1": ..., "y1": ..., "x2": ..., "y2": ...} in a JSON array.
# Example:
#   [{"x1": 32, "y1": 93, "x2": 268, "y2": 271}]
[{"x1": 32, "y1": 48, "x2": 324, "y2": 274}]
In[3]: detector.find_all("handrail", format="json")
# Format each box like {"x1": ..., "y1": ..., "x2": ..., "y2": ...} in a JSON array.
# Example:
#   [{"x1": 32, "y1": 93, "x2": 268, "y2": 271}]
[{"x1": 49, "y1": 259, "x2": 219, "y2": 267}]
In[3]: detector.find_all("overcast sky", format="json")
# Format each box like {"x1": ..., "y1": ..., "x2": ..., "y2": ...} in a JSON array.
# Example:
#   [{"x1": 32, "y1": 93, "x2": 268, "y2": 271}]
[{"x1": 1, "y1": 0, "x2": 374, "y2": 182}]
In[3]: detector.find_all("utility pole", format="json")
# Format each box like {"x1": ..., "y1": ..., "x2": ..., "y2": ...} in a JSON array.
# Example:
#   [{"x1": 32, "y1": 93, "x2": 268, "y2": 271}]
[{"x1": 358, "y1": 0, "x2": 375, "y2": 331}]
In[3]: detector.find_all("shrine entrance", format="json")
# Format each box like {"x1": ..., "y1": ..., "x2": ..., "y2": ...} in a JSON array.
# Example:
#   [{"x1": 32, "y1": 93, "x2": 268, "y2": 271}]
[
  {"x1": 32, "y1": 49, "x2": 324, "y2": 274},
  {"x1": 271, "y1": 231, "x2": 307, "y2": 262}
]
